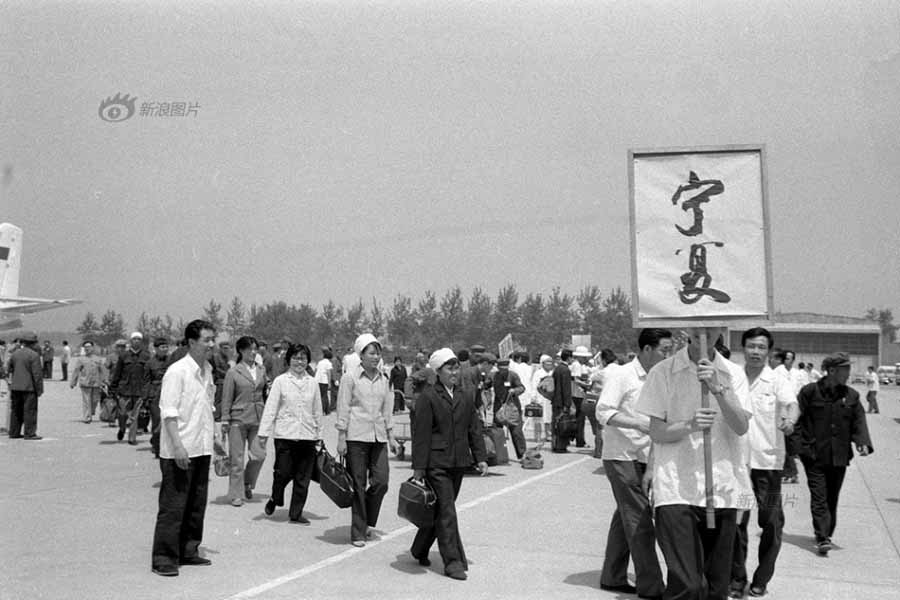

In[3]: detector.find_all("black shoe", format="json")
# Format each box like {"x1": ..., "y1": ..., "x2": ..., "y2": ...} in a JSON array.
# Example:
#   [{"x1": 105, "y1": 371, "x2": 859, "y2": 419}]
[
  {"x1": 816, "y1": 539, "x2": 832, "y2": 555},
  {"x1": 244, "y1": 485, "x2": 253, "y2": 500},
  {"x1": 116, "y1": 429, "x2": 124, "y2": 441},
  {"x1": 264, "y1": 498, "x2": 276, "y2": 516},
  {"x1": 128, "y1": 440, "x2": 138, "y2": 446},
  {"x1": 412, "y1": 551, "x2": 431, "y2": 566},
  {"x1": 749, "y1": 584, "x2": 767, "y2": 597},
  {"x1": 728, "y1": 588, "x2": 745, "y2": 599},
  {"x1": 9, "y1": 434, "x2": 23, "y2": 439},
  {"x1": 446, "y1": 569, "x2": 467, "y2": 580},
  {"x1": 152, "y1": 565, "x2": 179, "y2": 577},
  {"x1": 551, "y1": 449, "x2": 570, "y2": 454},
  {"x1": 600, "y1": 583, "x2": 637, "y2": 594},
  {"x1": 24, "y1": 435, "x2": 43, "y2": 441},
  {"x1": 179, "y1": 556, "x2": 211, "y2": 566},
  {"x1": 290, "y1": 516, "x2": 311, "y2": 525}
]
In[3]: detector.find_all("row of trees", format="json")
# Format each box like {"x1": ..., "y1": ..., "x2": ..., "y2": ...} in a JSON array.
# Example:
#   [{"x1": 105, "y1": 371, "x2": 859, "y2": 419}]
[
  {"x1": 76, "y1": 285, "x2": 639, "y2": 357},
  {"x1": 76, "y1": 294, "x2": 898, "y2": 360}
]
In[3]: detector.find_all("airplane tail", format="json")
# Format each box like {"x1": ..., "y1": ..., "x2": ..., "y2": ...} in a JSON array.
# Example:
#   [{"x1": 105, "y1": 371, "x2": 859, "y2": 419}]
[{"x1": 0, "y1": 223, "x2": 22, "y2": 299}]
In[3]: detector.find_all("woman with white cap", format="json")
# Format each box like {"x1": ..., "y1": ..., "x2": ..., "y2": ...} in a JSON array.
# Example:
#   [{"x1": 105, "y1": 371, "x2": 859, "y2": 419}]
[
  {"x1": 530, "y1": 354, "x2": 555, "y2": 442},
  {"x1": 336, "y1": 333, "x2": 398, "y2": 547},
  {"x1": 410, "y1": 348, "x2": 488, "y2": 580}
]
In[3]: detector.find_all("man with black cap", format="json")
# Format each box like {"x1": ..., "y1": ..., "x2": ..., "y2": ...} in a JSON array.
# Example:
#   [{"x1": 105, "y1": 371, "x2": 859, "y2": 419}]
[
  {"x1": 7, "y1": 331, "x2": 43, "y2": 439},
  {"x1": 792, "y1": 352, "x2": 873, "y2": 556}
]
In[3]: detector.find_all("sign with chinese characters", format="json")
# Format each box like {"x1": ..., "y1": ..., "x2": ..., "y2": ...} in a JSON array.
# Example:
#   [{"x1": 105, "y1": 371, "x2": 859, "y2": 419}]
[
  {"x1": 498, "y1": 333, "x2": 514, "y2": 361},
  {"x1": 628, "y1": 146, "x2": 773, "y2": 325}
]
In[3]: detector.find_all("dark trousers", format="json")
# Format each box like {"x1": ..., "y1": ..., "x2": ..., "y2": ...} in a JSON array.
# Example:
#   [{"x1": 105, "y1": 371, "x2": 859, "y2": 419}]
[
  {"x1": 601, "y1": 460, "x2": 664, "y2": 596},
  {"x1": 9, "y1": 391, "x2": 38, "y2": 437},
  {"x1": 493, "y1": 405, "x2": 527, "y2": 459},
  {"x1": 43, "y1": 360, "x2": 52, "y2": 379},
  {"x1": 800, "y1": 459, "x2": 846, "y2": 542},
  {"x1": 148, "y1": 398, "x2": 161, "y2": 456},
  {"x1": 655, "y1": 505, "x2": 738, "y2": 600},
  {"x1": 116, "y1": 395, "x2": 140, "y2": 437},
  {"x1": 319, "y1": 383, "x2": 330, "y2": 414},
  {"x1": 151, "y1": 455, "x2": 210, "y2": 569},
  {"x1": 573, "y1": 397, "x2": 586, "y2": 446},
  {"x1": 731, "y1": 469, "x2": 784, "y2": 591},
  {"x1": 782, "y1": 442, "x2": 797, "y2": 479},
  {"x1": 551, "y1": 405, "x2": 569, "y2": 452},
  {"x1": 411, "y1": 467, "x2": 467, "y2": 574},
  {"x1": 866, "y1": 391, "x2": 879, "y2": 413},
  {"x1": 271, "y1": 438, "x2": 317, "y2": 520},
  {"x1": 393, "y1": 391, "x2": 405, "y2": 413},
  {"x1": 584, "y1": 398, "x2": 603, "y2": 457},
  {"x1": 61, "y1": 362, "x2": 68, "y2": 381},
  {"x1": 346, "y1": 441, "x2": 389, "y2": 542}
]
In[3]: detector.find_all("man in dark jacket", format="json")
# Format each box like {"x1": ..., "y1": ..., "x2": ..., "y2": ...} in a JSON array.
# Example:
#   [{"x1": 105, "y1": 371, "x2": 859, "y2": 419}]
[
  {"x1": 792, "y1": 352, "x2": 873, "y2": 556},
  {"x1": 110, "y1": 332, "x2": 151, "y2": 444},
  {"x1": 492, "y1": 359, "x2": 527, "y2": 459},
  {"x1": 551, "y1": 348, "x2": 574, "y2": 453},
  {"x1": 143, "y1": 337, "x2": 171, "y2": 458},
  {"x1": 7, "y1": 332, "x2": 44, "y2": 439},
  {"x1": 41, "y1": 340, "x2": 54, "y2": 379},
  {"x1": 389, "y1": 356, "x2": 408, "y2": 414}
]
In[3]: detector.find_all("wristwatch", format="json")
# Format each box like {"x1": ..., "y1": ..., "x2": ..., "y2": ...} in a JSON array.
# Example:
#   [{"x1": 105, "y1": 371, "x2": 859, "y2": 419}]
[{"x1": 710, "y1": 383, "x2": 728, "y2": 396}]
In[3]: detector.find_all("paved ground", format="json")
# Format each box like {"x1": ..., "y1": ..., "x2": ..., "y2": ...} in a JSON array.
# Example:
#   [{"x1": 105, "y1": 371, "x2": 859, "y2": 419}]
[{"x1": 1, "y1": 377, "x2": 899, "y2": 600}]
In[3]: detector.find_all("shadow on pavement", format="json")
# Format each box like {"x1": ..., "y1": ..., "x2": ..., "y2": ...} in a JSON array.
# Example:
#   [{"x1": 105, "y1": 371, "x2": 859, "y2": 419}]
[
  {"x1": 562, "y1": 569, "x2": 602, "y2": 589},
  {"x1": 389, "y1": 552, "x2": 433, "y2": 575},
  {"x1": 886, "y1": 498, "x2": 900, "y2": 504},
  {"x1": 782, "y1": 532, "x2": 843, "y2": 556},
  {"x1": 316, "y1": 525, "x2": 352, "y2": 545}
]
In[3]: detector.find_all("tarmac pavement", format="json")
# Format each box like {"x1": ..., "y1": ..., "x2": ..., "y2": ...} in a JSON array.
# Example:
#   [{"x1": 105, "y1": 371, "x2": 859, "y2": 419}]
[{"x1": 1, "y1": 379, "x2": 899, "y2": 600}]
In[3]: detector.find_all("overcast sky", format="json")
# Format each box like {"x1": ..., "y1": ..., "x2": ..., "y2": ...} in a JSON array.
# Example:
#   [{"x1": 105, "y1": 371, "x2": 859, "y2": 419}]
[{"x1": 2, "y1": 1, "x2": 899, "y2": 335}]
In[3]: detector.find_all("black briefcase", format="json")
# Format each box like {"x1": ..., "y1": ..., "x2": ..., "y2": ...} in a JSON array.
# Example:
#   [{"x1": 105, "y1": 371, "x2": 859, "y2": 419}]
[
  {"x1": 397, "y1": 477, "x2": 437, "y2": 528},
  {"x1": 524, "y1": 402, "x2": 543, "y2": 418},
  {"x1": 317, "y1": 446, "x2": 355, "y2": 508}
]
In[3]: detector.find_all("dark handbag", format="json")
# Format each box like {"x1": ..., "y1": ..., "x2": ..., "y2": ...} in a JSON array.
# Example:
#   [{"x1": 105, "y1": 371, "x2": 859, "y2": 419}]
[
  {"x1": 397, "y1": 477, "x2": 437, "y2": 528},
  {"x1": 555, "y1": 413, "x2": 578, "y2": 440},
  {"x1": 524, "y1": 402, "x2": 543, "y2": 418},
  {"x1": 317, "y1": 445, "x2": 355, "y2": 508},
  {"x1": 495, "y1": 399, "x2": 521, "y2": 427},
  {"x1": 537, "y1": 375, "x2": 554, "y2": 399}
]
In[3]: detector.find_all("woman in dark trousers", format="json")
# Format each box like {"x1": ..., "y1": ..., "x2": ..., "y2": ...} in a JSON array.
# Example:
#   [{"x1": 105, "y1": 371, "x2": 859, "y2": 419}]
[
  {"x1": 410, "y1": 348, "x2": 488, "y2": 581},
  {"x1": 258, "y1": 343, "x2": 323, "y2": 524},
  {"x1": 336, "y1": 334, "x2": 398, "y2": 546}
]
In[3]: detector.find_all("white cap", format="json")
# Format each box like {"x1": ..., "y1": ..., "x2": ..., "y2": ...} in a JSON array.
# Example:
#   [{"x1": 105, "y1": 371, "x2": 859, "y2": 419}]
[
  {"x1": 574, "y1": 345, "x2": 591, "y2": 357},
  {"x1": 353, "y1": 333, "x2": 381, "y2": 355},
  {"x1": 428, "y1": 347, "x2": 457, "y2": 371},
  {"x1": 539, "y1": 354, "x2": 552, "y2": 363},
  {"x1": 130, "y1": 331, "x2": 143, "y2": 339}
]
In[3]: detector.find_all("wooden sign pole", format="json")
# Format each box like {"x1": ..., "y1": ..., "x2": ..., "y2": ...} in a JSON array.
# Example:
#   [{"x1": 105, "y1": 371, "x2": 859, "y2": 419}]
[{"x1": 699, "y1": 329, "x2": 715, "y2": 529}]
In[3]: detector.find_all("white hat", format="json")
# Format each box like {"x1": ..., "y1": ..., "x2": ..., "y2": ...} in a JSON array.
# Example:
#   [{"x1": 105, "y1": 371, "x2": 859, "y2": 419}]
[
  {"x1": 428, "y1": 347, "x2": 457, "y2": 371},
  {"x1": 353, "y1": 333, "x2": 381, "y2": 355},
  {"x1": 573, "y1": 345, "x2": 591, "y2": 358},
  {"x1": 539, "y1": 354, "x2": 552, "y2": 363},
  {"x1": 130, "y1": 331, "x2": 143, "y2": 339}
]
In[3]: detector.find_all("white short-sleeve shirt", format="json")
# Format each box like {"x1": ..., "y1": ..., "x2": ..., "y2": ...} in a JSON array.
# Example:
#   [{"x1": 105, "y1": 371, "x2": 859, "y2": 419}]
[
  {"x1": 596, "y1": 358, "x2": 651, "y2": 462},
  {"x1": 745, "y1": 365, "x2": 797, "y2": 470},
  {"x1": 635, "y1": 347, "x2": 752, "y2": 509},
  {"x1": 159, "y1": 354, "x2": 215, "y2": 459}
]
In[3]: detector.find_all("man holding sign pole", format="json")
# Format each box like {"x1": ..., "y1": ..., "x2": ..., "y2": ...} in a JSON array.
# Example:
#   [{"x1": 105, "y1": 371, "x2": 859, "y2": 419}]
[{"x1": 636, "y1": 328, "x2": 751, "y2": 600}]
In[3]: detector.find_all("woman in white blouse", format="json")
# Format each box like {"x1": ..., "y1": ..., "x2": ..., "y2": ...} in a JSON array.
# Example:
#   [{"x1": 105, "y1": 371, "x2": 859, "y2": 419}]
[
  {"x1": 336, "y1": 333, "x2": 398, "y2": 547},
  {"x1": 530, "y1": 354, "x2": 555, "y2": 442},
  {"x1": 258, "y1": 343, "x2": 322, "y2": 524}
]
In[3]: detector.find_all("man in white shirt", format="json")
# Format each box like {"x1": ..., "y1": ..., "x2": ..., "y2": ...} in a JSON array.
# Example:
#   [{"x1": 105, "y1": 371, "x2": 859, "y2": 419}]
[
  {"x1": 151, "y1": 320, "x2": 217, "y2": 577},
  {"x1": 636, "y1": 328, "x2": 751, "y2": 600},
  {"x1": 729, "y1": 328, "x2": 797, "y2": 598},
  {"x1": 595, "y1": 329, "x2": 672, "y2": 598},
  {"x1": 864, "y1": 366, "x2": 880, "y2": 413},
  {"x1": 772, "y1": 349, "x2": 800, "y2": 484}
]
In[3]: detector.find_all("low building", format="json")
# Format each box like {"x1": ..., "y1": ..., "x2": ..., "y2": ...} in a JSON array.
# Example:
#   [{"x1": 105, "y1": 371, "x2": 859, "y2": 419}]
[{"x1": 727, "y1": 312, "x2": 881, "y2": 376}]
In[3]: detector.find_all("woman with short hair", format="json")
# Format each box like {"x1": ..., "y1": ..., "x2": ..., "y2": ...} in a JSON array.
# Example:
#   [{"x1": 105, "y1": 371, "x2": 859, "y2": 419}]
[
  {"x1": 258, "y1": 343, "x2": 322, "y2": 523},
  {"x1": 220, "y1": 336, "x2": 267, "y2": 506}
]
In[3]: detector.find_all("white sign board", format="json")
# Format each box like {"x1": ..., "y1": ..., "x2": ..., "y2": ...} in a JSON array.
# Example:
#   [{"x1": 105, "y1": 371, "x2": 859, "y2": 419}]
[
  {"x1": 498, "y1": 333, "x2": 514, "y2": 360},
  {"x1": 629, "y1": 146, "x2": 773, "y2": 326}
]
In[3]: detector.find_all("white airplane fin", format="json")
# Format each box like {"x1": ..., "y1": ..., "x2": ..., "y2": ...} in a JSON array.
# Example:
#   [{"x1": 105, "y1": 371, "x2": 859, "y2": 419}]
[{"x1": 0, "y1": 223, "x2": 22, "y2": 299}]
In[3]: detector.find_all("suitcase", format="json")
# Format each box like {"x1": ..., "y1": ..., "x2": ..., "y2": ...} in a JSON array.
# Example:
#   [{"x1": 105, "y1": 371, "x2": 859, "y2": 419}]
[
  {"x1": 397, "y1": 477, "x2": 437, "y2": 528},
  {"x1": 524, "y1": 402, "x2": 543, "y2": 418},
  {"x1": 484, "y1": 425, "x2": 509, "y2": 466}
]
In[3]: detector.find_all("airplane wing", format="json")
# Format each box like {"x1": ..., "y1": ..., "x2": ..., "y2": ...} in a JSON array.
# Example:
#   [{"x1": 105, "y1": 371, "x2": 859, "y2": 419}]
[{"x1": 0, "y1": 297, "x2": 82, "y2": 315}]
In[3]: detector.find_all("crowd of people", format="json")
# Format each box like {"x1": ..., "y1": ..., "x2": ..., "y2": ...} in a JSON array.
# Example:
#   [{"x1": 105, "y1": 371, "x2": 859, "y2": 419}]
[{"x1": 1, "y1": 322, "x2": 878, "y2": 598}]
